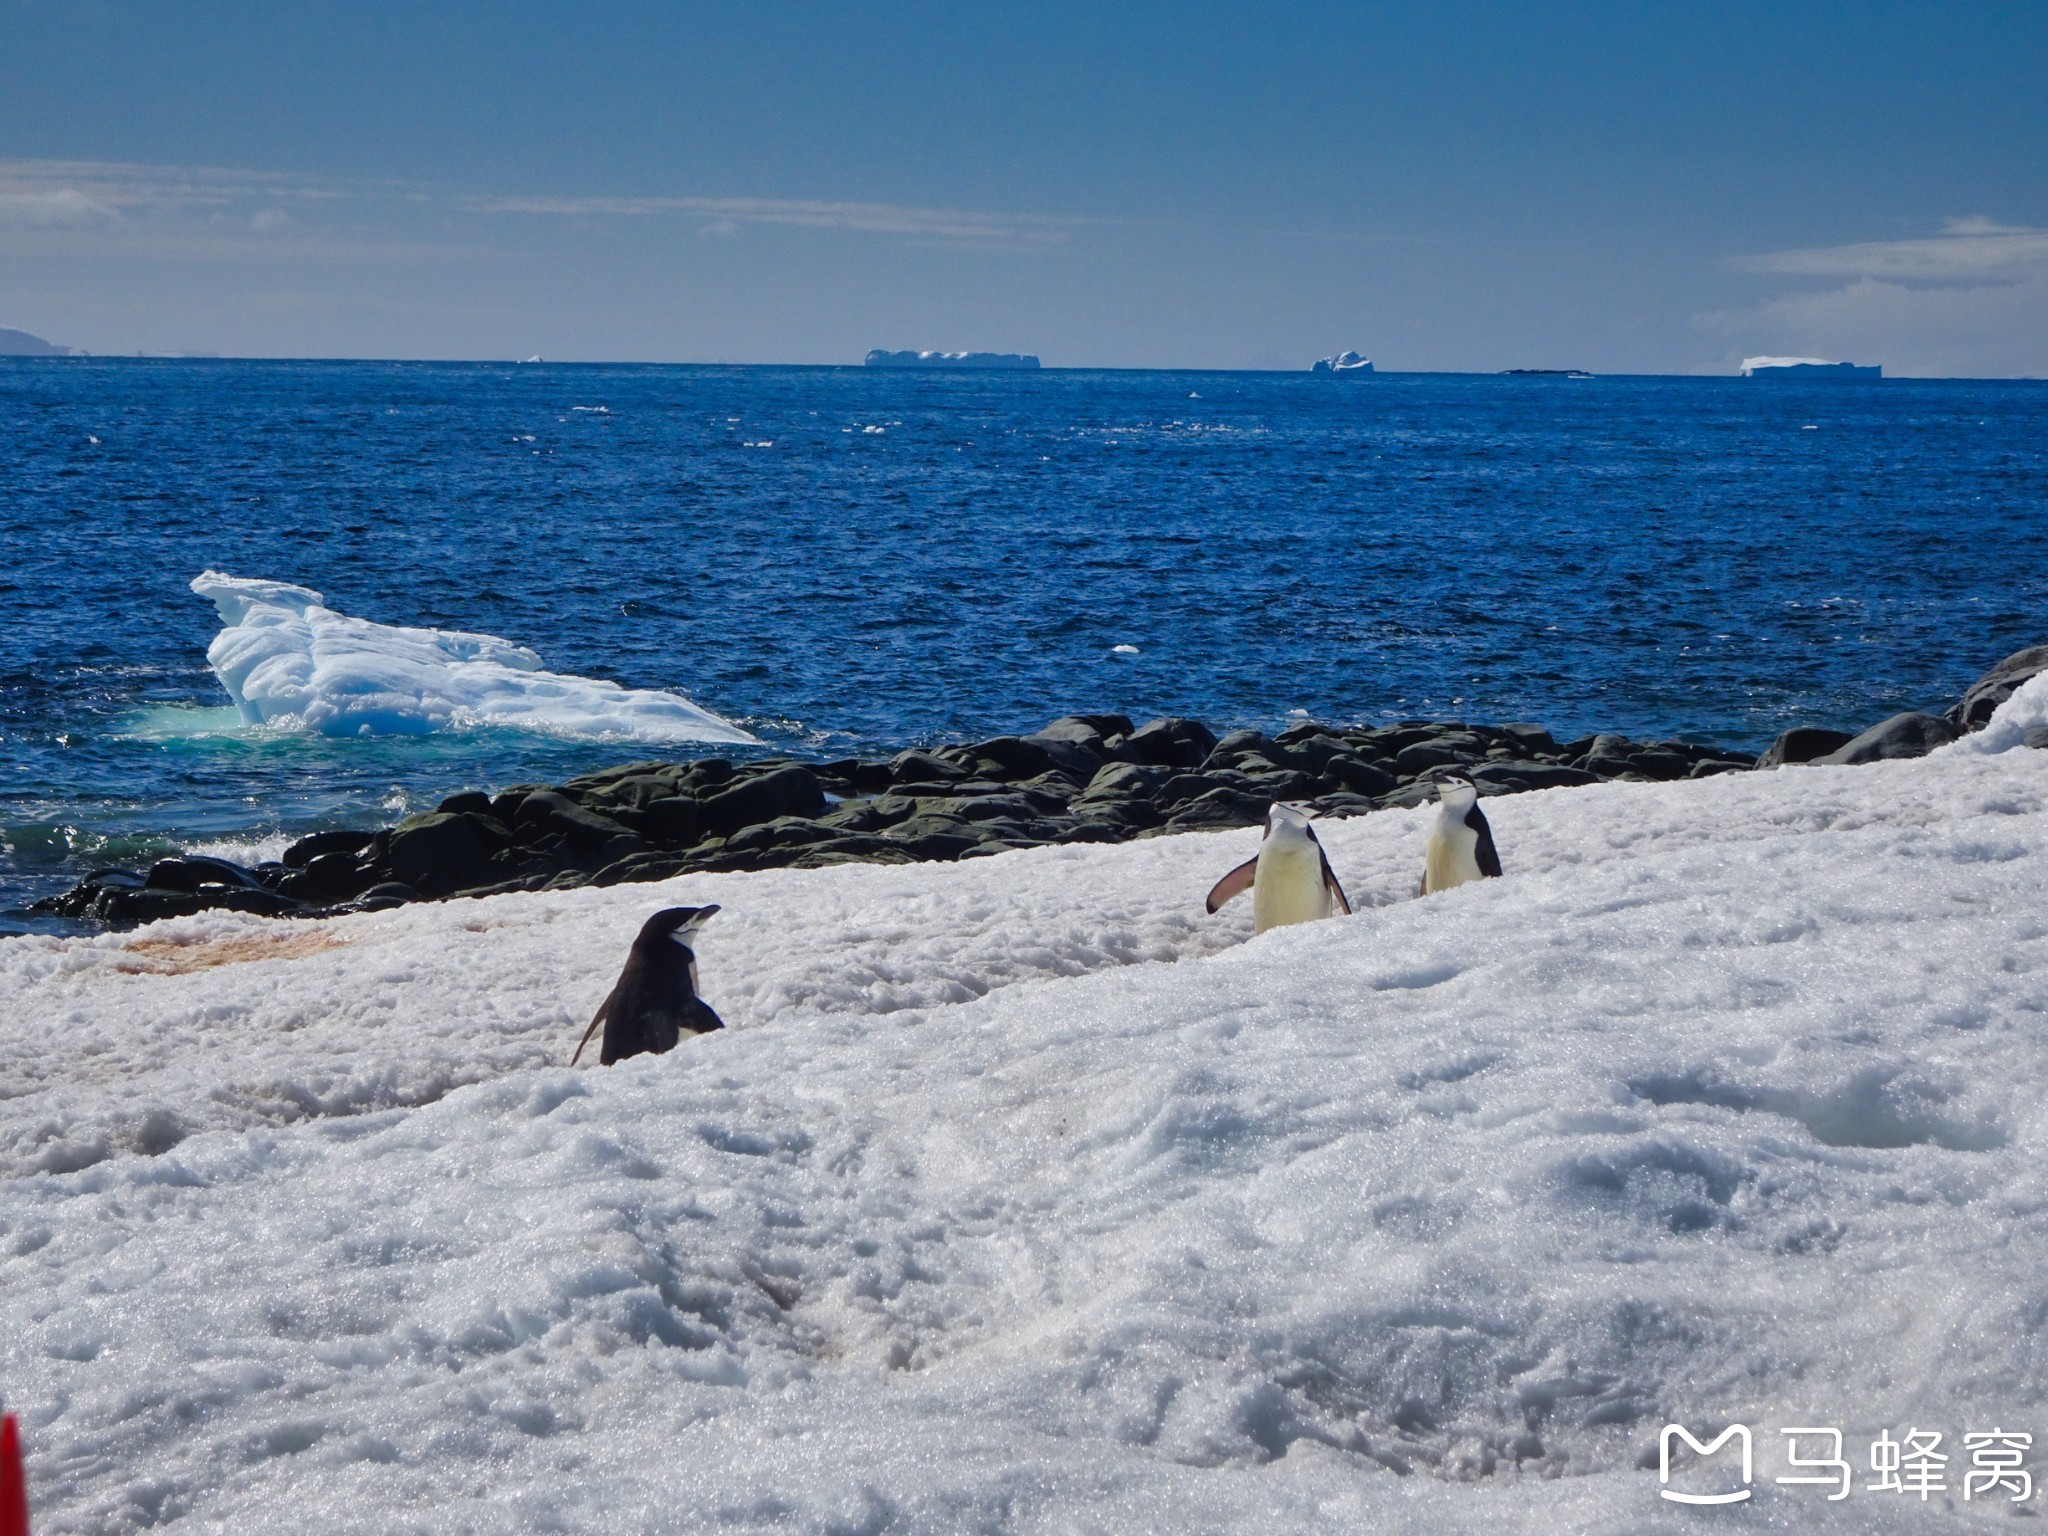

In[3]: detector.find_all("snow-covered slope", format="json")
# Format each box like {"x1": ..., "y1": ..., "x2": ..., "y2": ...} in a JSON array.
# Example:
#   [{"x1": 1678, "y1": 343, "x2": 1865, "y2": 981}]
[{"x1": 5, "y1": 688, "x2": 2048, "y2": 1532}]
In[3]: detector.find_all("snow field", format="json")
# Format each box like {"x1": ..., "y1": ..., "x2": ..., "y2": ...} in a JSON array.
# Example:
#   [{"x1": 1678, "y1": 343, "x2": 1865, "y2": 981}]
[{"x1": 4, "y1": 714, "x2": 2048, "y2": 1531}]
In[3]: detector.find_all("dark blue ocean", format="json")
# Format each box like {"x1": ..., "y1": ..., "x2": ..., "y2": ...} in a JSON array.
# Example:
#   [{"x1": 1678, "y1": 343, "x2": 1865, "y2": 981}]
[{"x1": 4, "y1": 359, "x2": 2046, "y2": 932}]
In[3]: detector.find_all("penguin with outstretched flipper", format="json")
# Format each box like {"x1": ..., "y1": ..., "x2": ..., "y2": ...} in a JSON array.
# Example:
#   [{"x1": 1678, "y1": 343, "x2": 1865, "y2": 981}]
[{"x1": 1206, "y1": 802, "x2": 1351, "y2": 934}]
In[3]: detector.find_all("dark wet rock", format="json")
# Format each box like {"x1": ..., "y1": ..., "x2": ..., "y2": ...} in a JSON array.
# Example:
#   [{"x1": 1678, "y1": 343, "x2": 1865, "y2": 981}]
[
  {"x1": 820, "y1": 794, "x2": 920, "y2": 833},
  {"x1": 282, "y1": 829, "x2": 376, "y2": 868},
  {"x1": 1497, "y1": 722, "x2": 1562, "y2": 756},
  {"x1": 1952, "y1": 646, "x2": 2048, "y2": 731},
  {"x1": 303, "y1": 850, "x2": 376, "y2": 901},
  {"x1": 512, "y1": 790, "x2": 648, "y2": 864},
  {"x1": 562, "y1": 759, "x2": 678, "y2": 793},
  {"x1": 1160, "y1": 773, "x2": 1233, "y2": 805},
  {"x1": 881, "y1": 819, "x2": 982, "y2": 860},
  {"x1": 818, "y1": 757, "x2": 895, "y2": 795},
  {"x1": 1381, "y1": 780, "x2": 1443, "y2": 810},
  {"x1": 436, "y1": 790, "x2": 493, "y2": 817},
  {"x1": 1160, "y1": 786, "x2": 1268, "y2": 830},
  {"x1": 1122, "y1": 717, "x2": 1217, "y2": 769},
  {"x1": 1014, "y1": 770, "x2": 1084, "y2": 800},
  {"x1": 1241, "y1": 769, "x2": 1320, "y2": 802},
  {"x1": 387, "y1": 813, "x2": 490, "y2": 894},
  {"x1": 583, "y1": 773, "x2": 689, "y2": 812},
  {"x1": 786, "y1": 838, "x2": 921, "y2": 868},
  {"x1": 972, "y1": 735, "x2": 1060, "y2": 779},
  {"x1": 889, "y1": 750, "x2": 973, "y2": 784},
  {"x1": 487, "y1": 788, "x2": 535, "y2": 823},
  {"x1": 1815, "y1": 712, "x2": 1960, "y2": 766},
  {"x1": 354, "y1": 881, "x2": 420, "y2": 909},
  {"x1": 1758, "y1": 726, "x2": 1857, "y2": 769},
  {"x1": 641, "y1": 796, "x2": 702, "y2": 848},
  {"x1": 1321, "y1": 755, "x2": 1399, "y2": 797},
  {"x1": 1076, "y1": 761, "x2": 1174, "y2": 803},
  {"x1": 1068, "y1": 800, "x2": 1166, "y2": 833},
  {"x1": 1625, "y1": 750, "x2": 1694, "y2": 782},
  {"x1": 1036, "y1": 714, "x2": 1133, "y2": 751},
  {"x1": 1470, "y1": 761, "x2": 1602, "y2": 793},
  {"x1": 145, "y1": 856, "x2": 270, "y2": 894},
  {"x1": 1394, "y1": 738, "x2": 1482, "y2": 775},
  {"x1": 1270, "y1": 732, "x2": 1348, "y2": 772},
  {"x1": 651, "y1": 761, "x2": 720, "y2": 796},
  {"x1": 725, "y1": 817, "x2": 842, "y2": 854}
]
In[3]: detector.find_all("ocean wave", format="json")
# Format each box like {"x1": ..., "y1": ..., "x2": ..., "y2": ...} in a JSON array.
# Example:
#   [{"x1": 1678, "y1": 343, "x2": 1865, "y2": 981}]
[{"x1": 189, "y1": 573, "x2": 758, "y2": 745}]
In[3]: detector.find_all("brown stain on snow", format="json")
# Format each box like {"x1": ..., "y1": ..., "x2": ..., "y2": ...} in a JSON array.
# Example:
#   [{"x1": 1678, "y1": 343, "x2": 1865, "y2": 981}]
[{"x1": 121, "y1": 929, "x2": 348, "y2": 974}]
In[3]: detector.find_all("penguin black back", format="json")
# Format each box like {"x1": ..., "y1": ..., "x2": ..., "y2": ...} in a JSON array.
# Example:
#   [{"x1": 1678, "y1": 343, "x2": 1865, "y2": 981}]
[
  {"x1": 1466, "y1": 801, "x2": 1503, "y2": 878},
  {"x1": 571, "y1": 905, "x2": 725, "y2": 1066}
]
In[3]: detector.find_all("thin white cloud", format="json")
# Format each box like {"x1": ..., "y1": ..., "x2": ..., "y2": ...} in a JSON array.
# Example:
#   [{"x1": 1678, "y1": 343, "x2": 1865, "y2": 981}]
[
  {"x1": 0, "y1": 157, "x2": 1088, "y2": 252},
  {"x1": 0, "y1": 187, "x2": 121, "y2": 227},
  {"x1": 459, "y1": 192, "x2": 1081, "y2": 247},
  {"x1": 1735, "y1": 217, "x2": 2048, "y2": 284}
]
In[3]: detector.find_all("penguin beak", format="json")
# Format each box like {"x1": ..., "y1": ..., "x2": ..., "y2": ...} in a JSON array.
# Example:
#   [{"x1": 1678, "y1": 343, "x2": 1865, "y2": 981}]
[{"x1": 668, "y1": 904, "x2": 720, "y2": 946}]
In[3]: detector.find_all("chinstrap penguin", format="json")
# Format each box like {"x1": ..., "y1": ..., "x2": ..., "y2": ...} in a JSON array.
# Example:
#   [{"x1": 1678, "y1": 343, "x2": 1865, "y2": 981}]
[
  {"x1": 1206, "y1": 801, "x2": 1351, "y2": 933},
  {"x1": 1420, "y1": 771, "x2": 1502, "y2": 895},
  {"x1": 571, "y1": 905, "x2": 725, "y2": 1066}
]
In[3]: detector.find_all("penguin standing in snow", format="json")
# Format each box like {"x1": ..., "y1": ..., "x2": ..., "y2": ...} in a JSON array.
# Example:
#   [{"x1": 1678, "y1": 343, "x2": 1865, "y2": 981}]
[
  {"x1": 1206, "y1": 802, "x2": 1351, "y2": 933},
  {"x1": 1420, "y1": 771, "x2": 1502, "y2": 895},
  {"x1": 571, "y1": 905, "x2": 725, "y2": 1066}
]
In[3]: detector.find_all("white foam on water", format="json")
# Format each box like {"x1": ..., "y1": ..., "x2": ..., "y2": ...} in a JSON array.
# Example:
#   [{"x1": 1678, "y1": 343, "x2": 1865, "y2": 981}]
[
  {"x1": 179, "y1": 833, "x2": 295, "y2": 867},
  {"x1": 188, "y1": 572, "x2": 758, "y2": 745}
]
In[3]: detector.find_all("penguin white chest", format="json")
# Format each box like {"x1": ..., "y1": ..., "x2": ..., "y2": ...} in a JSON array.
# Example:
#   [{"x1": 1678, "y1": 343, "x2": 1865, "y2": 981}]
[
  {"x1": 1251, "y1": 836, "x2": 1331, "y2": 932},
  {"x1": 1424, "y1": 814, "x2": 1483, "y2": 894}
]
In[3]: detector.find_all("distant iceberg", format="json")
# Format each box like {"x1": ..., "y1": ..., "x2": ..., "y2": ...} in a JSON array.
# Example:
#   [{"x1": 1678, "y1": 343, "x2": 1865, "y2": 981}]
[
  {"x1": 1740, "y1": 356, "x2": 1882, "y2": 379},
  {"x1": 864, "y1": 349, "x2": 1041, "y2": 369},
  {"x1": 1311, "y1": 350, "x2": 1374, "y2": 374},
  {"x1": 188, "y1": 572, "x2": 758, "y2": 743}
]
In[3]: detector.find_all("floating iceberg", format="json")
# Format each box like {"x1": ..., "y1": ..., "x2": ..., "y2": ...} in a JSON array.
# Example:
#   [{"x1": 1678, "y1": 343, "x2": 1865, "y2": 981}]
[
  {"x1": 1311, "y1": 349, "x2": 1374, "y2": 374},
  {"x1": 1739, "y1": 356, "x2": 1882, "y2": 379},
  {"x1": 863, "y1": 349, "x2": 1041, "y2": 369},
  {"x1": 188, "y1": 572, "x2": 757, "y2": 743}
]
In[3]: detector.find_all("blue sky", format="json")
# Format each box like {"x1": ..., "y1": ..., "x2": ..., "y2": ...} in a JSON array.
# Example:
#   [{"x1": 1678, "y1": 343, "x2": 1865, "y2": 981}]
[{"x1": 3, "y1": 1, "x2": 2045, "y2": 373}]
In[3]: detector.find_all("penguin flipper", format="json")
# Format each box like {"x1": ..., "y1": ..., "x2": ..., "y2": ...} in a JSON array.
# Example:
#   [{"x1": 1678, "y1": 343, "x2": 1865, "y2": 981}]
[
  {"x1": 1467, "y1": 805, "x2": 1504, "y2": 878},
  {"x1": 1319, "y1": 848, "x2": 1351, "y2": 914},
  {"x1": 1205, "y1": 857, "x2": 1260, "y2": 913},
  {"x1": 687, "y1": 998, "x2": 726, "y2": 1035},
  {"x1": 569, "y1": 988, "x2": 614, "y2": 1067}
]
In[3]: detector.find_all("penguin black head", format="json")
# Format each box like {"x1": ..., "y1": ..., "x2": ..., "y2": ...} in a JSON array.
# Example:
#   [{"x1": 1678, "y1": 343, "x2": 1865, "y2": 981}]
[
  {"x1": 1264, "y1": 801, "x2": 1317, "y2": 834},
  {"x1": 635, "y1": 904, "x2": 720, "y2": 952}
]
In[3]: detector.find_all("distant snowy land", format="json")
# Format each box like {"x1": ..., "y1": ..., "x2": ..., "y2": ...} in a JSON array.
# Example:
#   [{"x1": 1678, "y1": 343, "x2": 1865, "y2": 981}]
[
  {"x1": 0, "y1": 327, "x2": 76, "y2": 357},
  {"x1": 4, "y1": 674, "x2": 2048, "y2": 1531}
]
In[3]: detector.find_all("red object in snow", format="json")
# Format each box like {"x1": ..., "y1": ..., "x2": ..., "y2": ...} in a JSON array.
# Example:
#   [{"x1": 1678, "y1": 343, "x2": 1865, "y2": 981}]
[{"x1": 0, "y1": 1413, "x2": 26, "y2": 1536}]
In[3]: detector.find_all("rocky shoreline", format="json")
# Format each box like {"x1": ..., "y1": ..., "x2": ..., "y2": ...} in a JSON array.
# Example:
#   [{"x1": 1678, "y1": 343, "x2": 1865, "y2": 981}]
[{"x1": 38, "y1": 647, "x2": 2048, "y2": 929}]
